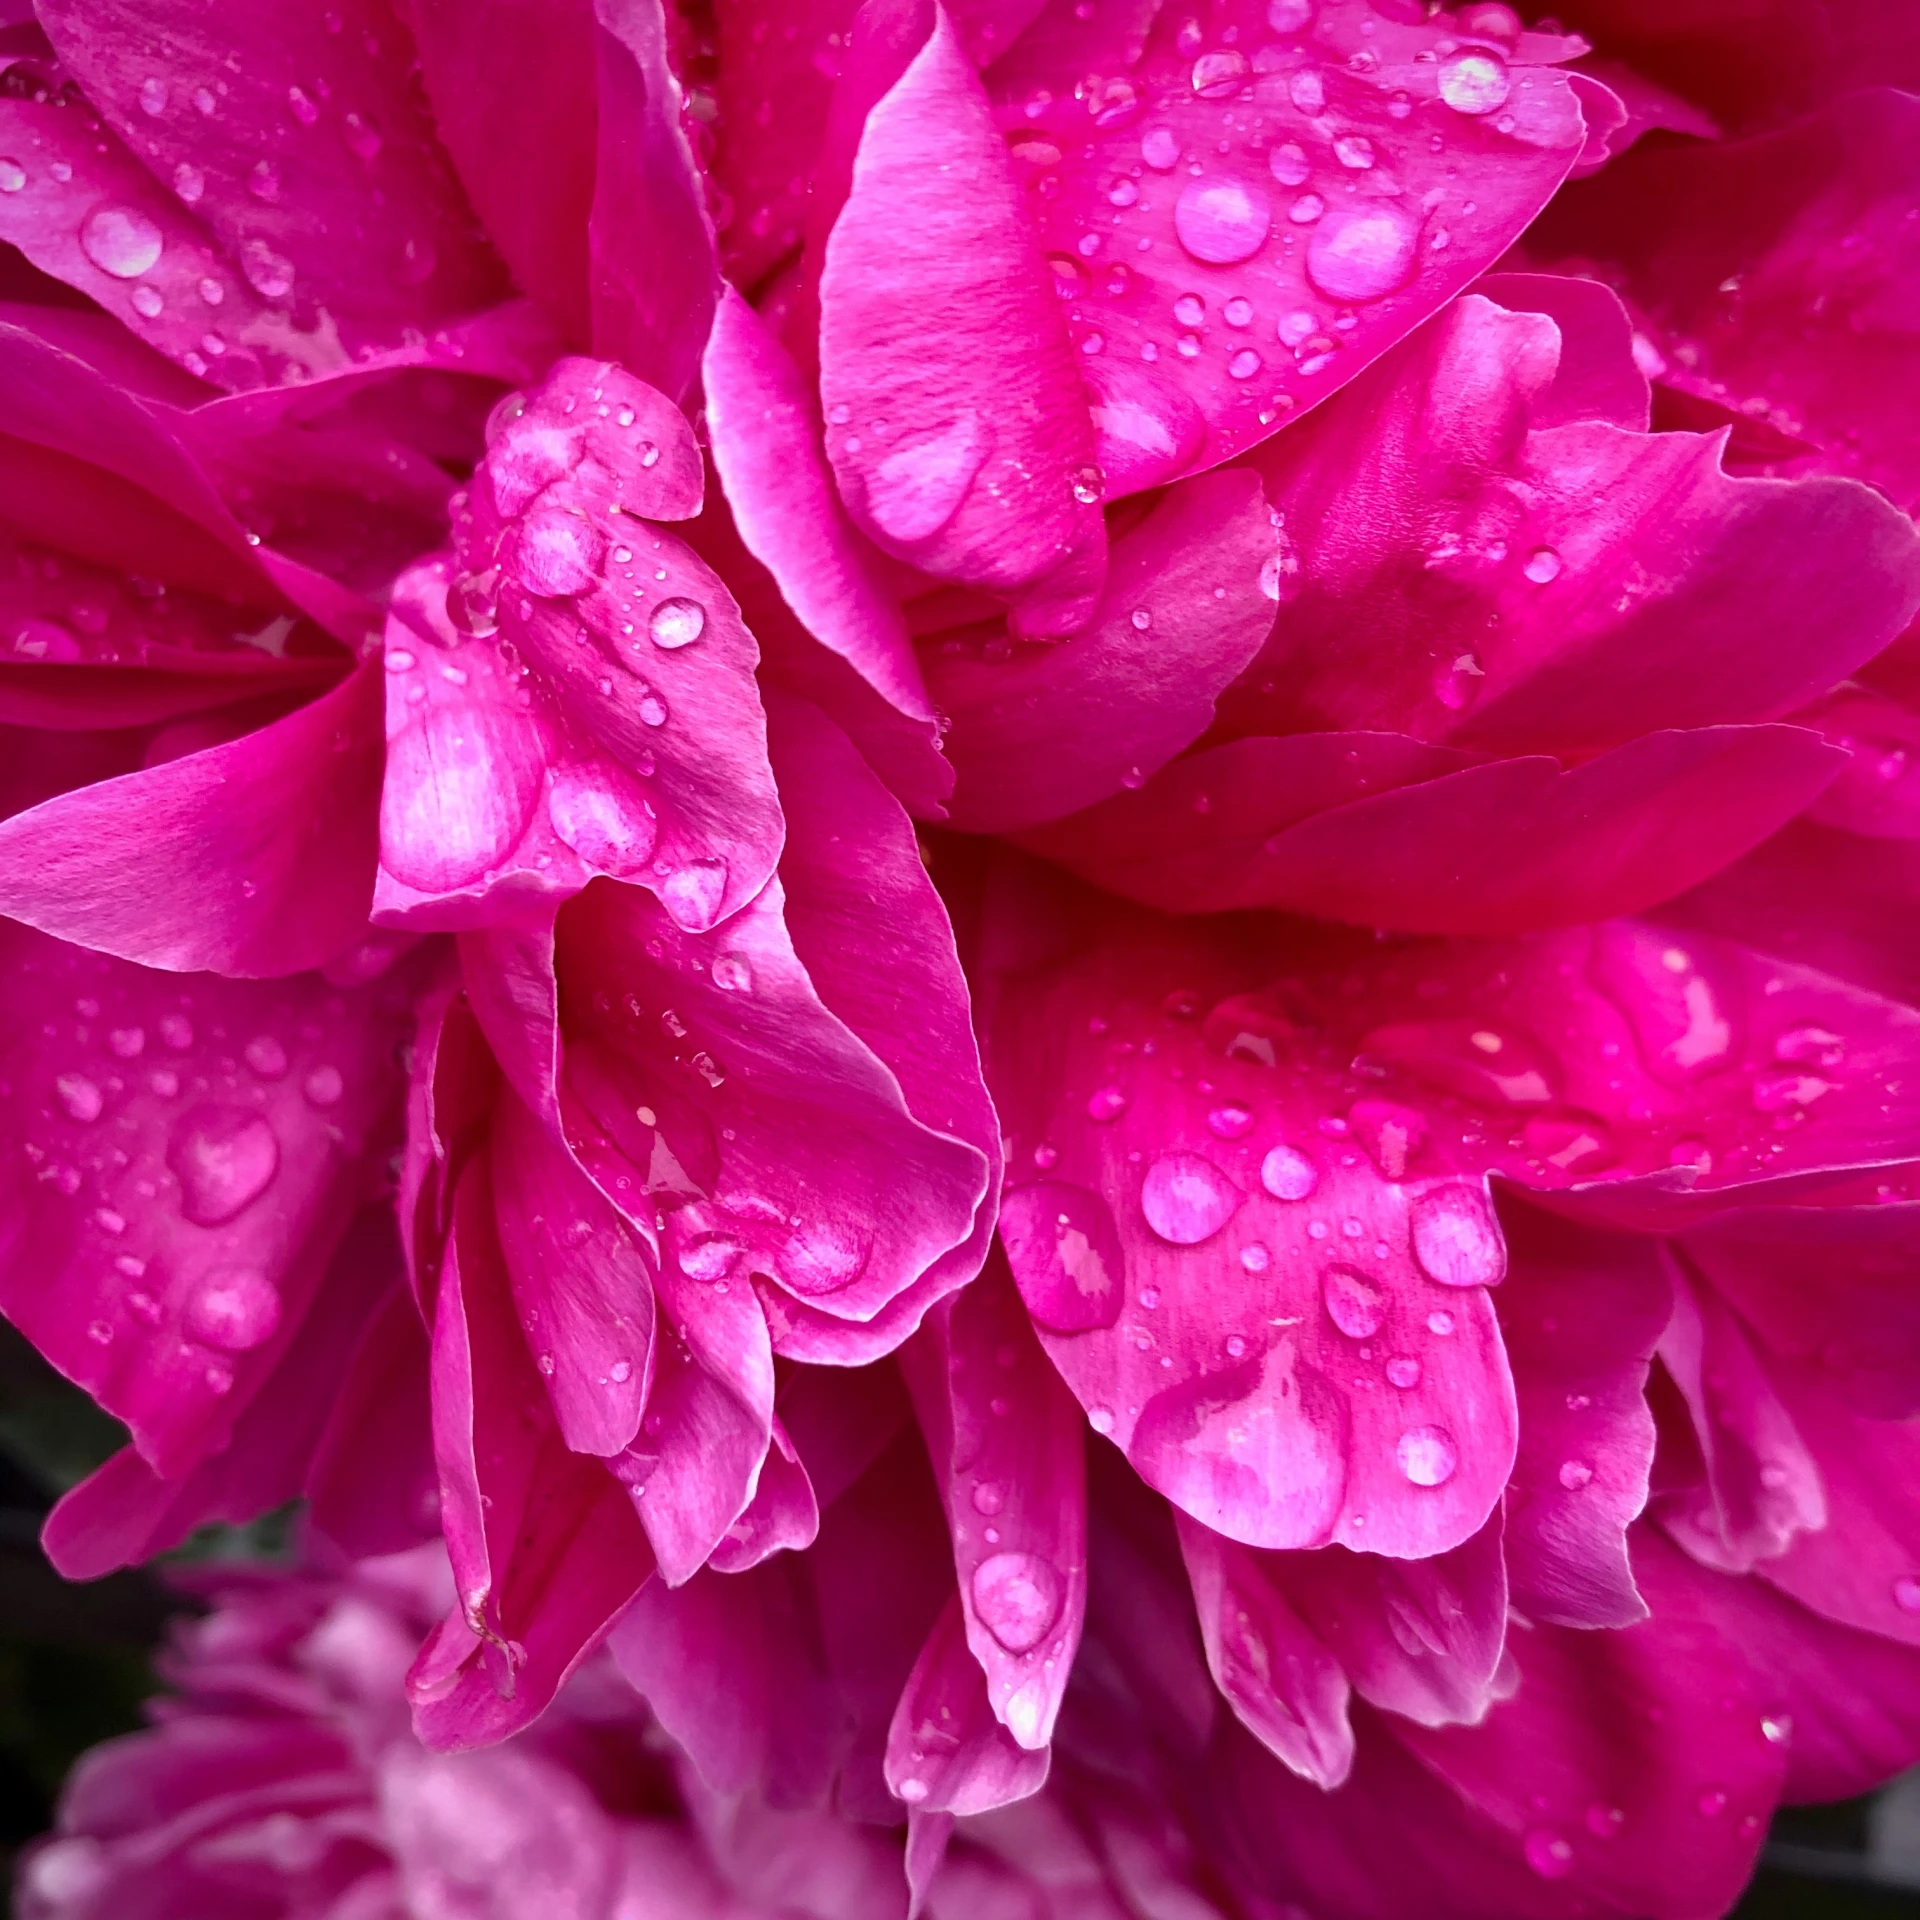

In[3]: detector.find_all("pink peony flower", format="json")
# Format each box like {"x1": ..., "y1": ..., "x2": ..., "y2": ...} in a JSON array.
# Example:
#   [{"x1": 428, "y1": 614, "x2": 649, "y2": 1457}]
[{"x1": 1, "y1": 0, "x2": 1919, "y2": 1914}]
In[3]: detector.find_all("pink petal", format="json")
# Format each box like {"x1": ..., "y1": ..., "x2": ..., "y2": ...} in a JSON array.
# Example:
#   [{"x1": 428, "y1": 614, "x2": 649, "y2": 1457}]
[
  {"x1": 1497, "y1": 1201, "x2": 1667, "y2": 1629},
  {"x1": 1174, "y1": 1510, "x2": 1354, "y2": 1786},
  {"x1": 705, "y1": 285, "x2": 932, "y2": 725},
  {"x1": 0, "y1": 925, "x2": 415, "y2": 1484},
  {"x1": 987, "y1": 911, "x2": 1518, "y2": 1557},
  {"x1": 928, "y1": 470, "x2": 1281, "y2": 832},
  {"x1": 1225, "y1": 292, "x2": 1920, "y2": 756},
  {"x1": 1023, "y1": 724, "x2": 1842, "y2": 934},
  {"x1": 707, "y1": 1416, "x2": 820, "y2": 1574},
  {"x1": 588, "y1": 0, "x2": 719, "y2": 402},
  {"x1": 901, "y1": 1258, "x2": 1087, "y2": 1751},
  {"x1": 1470, "y1": 271, "x2": 1651, "y2": 431},
  {"x1": 37, "y1": 0, "x2": 509, "y2": 351},
  {"x1": 818, "y1": 8, "x2": 1106, "y2": 634},
  {"x1": 404, "y1": 0, "x2": 597, "y2": 343},
  {"x1": 884, "y1": 1596, "x2": 1051, "y2": 1815},
  {"x1": 984, "y1": 0, "x2": 1589, "y2": 489},
  {"x1": 0, "y1": 659, "x2": 381, "y2": 975}
]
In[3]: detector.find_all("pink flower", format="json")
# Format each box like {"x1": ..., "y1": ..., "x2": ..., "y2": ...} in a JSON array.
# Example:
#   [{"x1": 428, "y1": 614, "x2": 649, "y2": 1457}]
[{"x1": 0, "y1": 0, "x2": 1918, "y2": 1916}]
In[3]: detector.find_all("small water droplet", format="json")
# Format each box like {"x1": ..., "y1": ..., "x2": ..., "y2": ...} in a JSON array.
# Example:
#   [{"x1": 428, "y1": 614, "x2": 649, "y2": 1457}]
[
  {"x1": 1140, "y1": 1152, "x2": 1241, "y2": 1244},
  {"x1": 1333, "y1": 135, "x2": 1375, "y2": 169},
  {"x1": 1259, "y1": 1144, "x2": 1318, "y2": 1201},
  {"x1": 1323, "y1": 1266, "x2": 1385, "y2": 1339},
  {"x1": 1427, "y1": 1308, "x2": 1455, "y2": 1336},
  {"x1": 1207, "y1": 1103, "x2": 1253, "y2": 1139},
  {"x1": 970, "y1": 1549, "x2": 1063, "y2": 1652},
  {"x1": 138, "y1": 76, "x2": 168, "y2": 114},
  {"x1": 896, "y1": 1777, "x2": 929, "y2": 1804},
  {"x1": 1892, "y1": 1575, "x2": 1920, "y2": 1612},
  {"x1": 1306, "y1": 203, "x2": 1420, "y2": 303},
  {"x1": 1268, "y1": 142, "x2": 1311, "y2": 188},
  {"x1": 79, "y1": 206, "x2": 163, "y2": 279},
  {"x1": 1287, "y1": 68, "x2": 1326, "y2": 113},
  {"x1": 1409, "y1": 1183, "x2": 1504, "y2": 1288},
  {"x1": 287, "y1": 84, "x2": 319, "y2": 125},
  {"x1": 1385, "y1": 1355, "x2": 1422, "y2": 1389},
  {"x1": 244, "y1": 1037, "x2": 288, "y2": 1079},
  {"x1": 649, "y1": 597, "x2": 706, "y2": 649},
  {"x1": 680, "y1": 1233, "x2": 744, "y2": 1282},
  {"x1": 1288, "y1": 192, "x2": 1326, "y2": 224},
  {"x1": 130, "y1": 284, "x2": 163, "y2": 318},
  {"x1": 1174, "y1": 178, "x2": 1272, "y2": 265},
  {"x1": 1523, "y1": 1830, "x2": 1574, "y2": 1879},
  {"x1": 172, "y1": 161, "x2": 204, "y2": 203},
  {"x1": 1088, "y1": 1405, "x2": 1116, "y2": 1435},
  {"x1": 55, "y1": 1074, "x2": 104, "y2": 1123},
  {"x1": 1268, "y1": 0, "x2": 1313, "y2": 26},
  {"x1": 1397, "y1": 1425, "x2": 1457, "y2": 1486},
  {"x1": 183, "y1": 1266, "x2": 281, "y2": 1352},
  {"x1": 1558, "y1": 1459, "x2": 1594, "y2": 1491},
  {"x1": 608, "y1": 1357, "x2": 633, "y2": 1385},
  {"x1": 168, "y1": 1107, "x2": 279, "y2": 1225},
  {"x1": 1438, "y1": 48, "x2": 1512, "y2": 115},
  {"x1": 776, "y1": 1219, "x2": 868, "y2": 1295},
  {"x1": 248, "y1": 159, "x2": 281, "y2": 201},
  {"x1": 1761, "y1": 1713, "x2": 1793, "y2": 1747},
  {"x1": 240, "y1": 239, "x2": 295, "y2": 299},
  {"x1": 1239, "y1": 1242, "x2": 1271, "y2": 1274},
  {"x1": 1229, "y1": 348, "x2": 1263, "y2": 379},
  {"x1": 0, "y1": 158, "x2": 24, "y2": 193},
  {"x1": 711, "y1": 952, "x2": 752, "y2": 994},
  {"x1": 1697, "y1": 1789, "x2": 1727, "y2": 1818},
  {"x1": 303, "y1": 1065, "x2": 344, "y2": 1107},
  {"x1": 1524, "y1": 546, "x2": 1563, "y2": 584},
  {"x1": 659, "y1": 857, "x2": 727, "y2": 929},
  {"x1": 1142, "y1": 126, "x2": 1180, "y2": 170},
  {"x1": 1191, "y1": 49, "x2": 1249, "y2": 99}
]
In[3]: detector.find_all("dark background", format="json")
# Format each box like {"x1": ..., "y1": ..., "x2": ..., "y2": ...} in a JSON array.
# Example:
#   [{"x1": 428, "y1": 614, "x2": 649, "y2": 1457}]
[{"x1": 1, "y1": 1320, "x2": 1916, "y2": 1916}]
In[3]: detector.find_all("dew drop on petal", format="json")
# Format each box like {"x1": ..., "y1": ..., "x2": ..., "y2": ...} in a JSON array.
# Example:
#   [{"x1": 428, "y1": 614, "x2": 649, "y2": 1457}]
[
  {"x1": 1087, "y1": 1085, "x2": 1129, "y2": 1122},
  {"x1": 1409, "y1": 1183, "x2": 1505, "y2": 1288},
  {"x1": 1000, "y1": 1182, "x2": 1126, "y2": 1334},
  {"x1": 1427, "y1": 1308, "x2": 1456, "y2": 1336},
  {"x1": 1268, "y1": 142, "x2": 1310, "y2": 187},
  {"x1": 680, "y1": 1233, "x2": 744, "y2": 1282},
  {"x1": 1207, "y1": 1104, "x2": 1253, "y2": 1138},
  {"x1": 130, "y1": 285, "x2": 163, "y2": 318},
  {"x1": 1141, "y1": 126, "x2": 1180, "y2": 170},
  {"x1": 649, "y1": 597, "x2": 706, "y2": 649},
  {"x1": 1306, "y1": 204, "x2": 1420, "y2": 303},
  {"x1": 1240, "y1": 1242, "x2": 1271, "y2": 1273},
  {"x1": 1523, "y1": 1830, "x2": 1574, "y2": 1880},
  {"x1": 970, "y1": 1550, "x2": 1063, "y2": 1652},
  {"x1": 172, "y1": 161, "x2": 204, "y2": 203},
  {"x1": 1438, "y1": 49, "x2": 1512, "y2": 115},
  {"x1": 1893, "y1": 1575, "x2": 1920, "y2": 1612},
  {"x1": 1287, "y1": 68, "x2": 1326, "y2": 113},
  {"x1": 183, "y1": 1266, "x2": 281, "y2": 1352},
  {"x1": 1397, "y1": 1425, "x2": 1458, "y2": 1487},
  {"x1": 1174, "y1": 179, "x2": 1272, "y2": 265},
  {"x1": 776, "y1": 1219, "x2": 868, "y2": 1295},
  {"x1": 55, "y1": 1074, "x2": 104, "y2": 1123},
  {"x1": 303, "y1": 1065, "x2": 344, "y2": 1107},
  {"x1": 1524, "y1": 546, "x2": 1563, "y2": 584},
  {"x1": 240, "y1": 239, "x2": 295, "y2": 300},
  {"x1": 0, "y1": 158, "x2": 24, "y2": 193},
  {"x1": 80, "y1": 205, "x2": 163, "y2": 279},
  {"x1": 1385, "y1": 1354, "x2": 1422, "y2": 1389},
  {"x1": 1268, "y1": 0, "x2": 1313, "y2": 29},
  {"x1": 168, "y1": 1106, "x2": 280, "y2": 1225},
  {"x1": 1558, "y1": 1459, "x2": 1595, "y2": 1490},
  {"x1": 244, "y1": 1037, "x2": 288, "y2": 1079},
  {"x1": 1260, "y1": 1143, "x2": 1319, "y2": 1200},
  {"x1": 547, "y1": 767, "x2": 657, "y2": 876},
  {"x1": 1191, "y1": 50, "x2": 1249, "y2": 99},
  {"x1": 1323, "y1": 1266, "x2": 1385, "y2": 1339},
  {"x1": 1140, "y1": 1152, "x2": 1241, "y2": 1244},
  {"x1": 711, "y1": 952, "x2": 752, "y2": 993},
  {"x1": 659, "y1": 857, "x2": 728, "y2": 930}
]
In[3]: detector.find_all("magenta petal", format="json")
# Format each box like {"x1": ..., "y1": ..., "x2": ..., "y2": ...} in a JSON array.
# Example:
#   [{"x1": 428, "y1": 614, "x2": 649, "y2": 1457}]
[
  {"x1": 885, "y1": 1596, "x2": 1051, "y2": 1816},
  {"x1": 1024, "y1": 724, "x2": 1842, "y2": 934},
  {"x1": 707, "y1": 1415, "x2": 820, "y2": 1574},
  {"x1": 987, "y1": 915, "x2": 1517, "y2": 1556},
  {"x1": 37, "y1": 0, "x2": 509, "y2": 349},
  {"x1": 489, "y1": 1088, "x2": 655, "y2": 1458},
  {"x1": 1497, "y1": 1203, "x2": 1667, "y2": 1630},
  {"x1": 0, "y1": 659, "x2": 381, "y2": 975},
  {"x1": 1470, "y1": 272, "x2": 1650, "y2": 431},
  {"x1": 705, "y1": 286, "x2": 933, "y2": 725},
  {"x1": 902, "y1": 1259, "x2": 1086, "y2": 1751},
  {"x1": 985, "y1": 1, "x2": 1588, "y2": 488},
  {"x1": 405, "y1": 0, "x2": 597, "y2": 343},
  {"x1": 929, "y1": 470, "x2": 1281, "y2": 832},
  {"x1": 1174, "y1": 1510, "x2": 1354, "y2": 1786},
  {"x1": 588, "y1": 0, "x2": 720, "y2": 402},
  {"x1": 818, "y1": 9, "x2": 1106, "y2": 633},
  {"x1": 0, "y1": 925, "x2": 413, "y2": 1483}
]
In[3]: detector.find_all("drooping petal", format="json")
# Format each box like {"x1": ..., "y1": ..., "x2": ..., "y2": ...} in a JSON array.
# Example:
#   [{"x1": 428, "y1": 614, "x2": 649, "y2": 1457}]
[
  {"x1": 926, "y1": 469, "x2": 1281, "y2": 832},
  {"x1": 818, "y1": 7, "x2": 1106, "y2": 634}
]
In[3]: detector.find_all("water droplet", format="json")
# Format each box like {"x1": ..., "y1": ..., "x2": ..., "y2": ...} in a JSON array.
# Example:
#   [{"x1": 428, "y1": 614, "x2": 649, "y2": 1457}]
[
  {"x1": 137, "y1": 76, "x2": 168, "y2": 114},
  {"x1": 1229, "y1": 348, "x2": 1263, "y2": 379},
  {"x1": 863, "y1": 416, "x2": 990, "y2": 544},
  {"x1": 1173, "y1": 292, "x2": 1207, "y2": 329},
  {"x1": 1174, "y1": 179, "x2": 1272, "y2": 265},
  {"x1": 1523, "y1": 1830, "x2": 1574, "y2": 1880},
  {"x1": 1397, "y1": 1425, "x2": 1457, "y2": 1487},
  {"x1": 130, "y1": 284, "x2": 163, "y2": 318},
  {"x1": 1071, "y1": 463, "x2": 1105, "y2": 504},
  {"x1": 1427, "y1": 1308, "x2": 1455, "y2": 1336},
  {"x1": 0, "y1": 159, "x2": 23, "y2": 193},
  {"x1": 1224, "y1": 297, "x2": 1254, "y2": 328},
  {"x1": 1268, "y1": 142, "x2": 1311, "y2": 187},
  {"x1": 777, "y1": 1219, "x2": 868, "y2": 1295},
  {"x1": 168, "y1": 1107, "x2": 279, "y2": 1225},
  {"x1": 1409, "y1": 1183, "x2": 1504, "y2": 1288},
  {"x1": 1761, "y1": 1713, "x2": 1793, "y2": 1746},
  {"x1": 659, "y1": 857, "x2": 727, "y2": 930},
  {"x1": 547, "y1": 766, "x2": 657, "y2": 876},
  {"x1": 1191, "y1": 49, "x2": 1249, "y2": 99},
  {"x1": 649, "y1": 597, "x2": 706, "y2": 649},
  {"x1": 675, "y1": 1232, "x2": 741, "y2": 1283},
  {"x1": 1087, "y1": 1084, "x2": 1129, "y2": 1122},
  {"x1": 608, "y1": 1357, "x2": 633, "y2": 1385},
  {"x1": 1287, "y1": 68, "x2": 1326, "y2": 113},
  {"x1": 1558, "y1": 1459, "x2": 1594, "y2": 1491},
  {"x1": 970, "y1": 1550, "x2": 1063, "y2": 1652},
  {"x1": 248, "y1": 159, "x2": 281, "y2": 201},
  {"x1": 240, "y1": 239, "x2": 295, "y2": 300},
  {"x1": 79, "y1": 206, "x2": 163, "y2": 279},
  {"x1": 1000, "y1": 1182, "x2": 1126, "y2": 1333},
  {"x1": 1697, "y1": 1789, "x2": 1727, "y2": 1818},
  {"x1": 1323, "y1": 1266, "x2": 1385, "y2": 1339},
  {"x1": 1140, "y1": 1152, "x2": 1241, "y2": 1244},
  {"x1": 1207, "y1": 1103, "x2": 1253, "y2": 1139},
  {"x1": 343, "y1": 111, "x2": 382, "y2": 161},
  {"x1": 1893, "y1": 1575, "x2": 1920, "y2": 1612},
  {"x1": 1130, "y1": 607, "x2": 1152, "y2": 632},
  {"x1": 183, "y1": 1266, "x2": 281, "y2": 1352},
  {"x1": 1259, "y1": 1144, "x2": 1319, "y2": 1200},
  {"x1": 1385, "y1": 1354, "x2": 1422, "y2": 1389},
  {"x1": 1752, "y1": 1070, "x2": 1835, "y2": 1113},
  {"x1": 1142, "y1": 126, "x2": 1180, "y2": 170},
  {"x1": 638, "y1": 691, "x2": 669, "y2": 726},
  {"x1": 1306, "y1": 204, "x2": 1420, "y2": 303},
  {"x1": 444, "y1": 568, "x2": 500, "y2": 638},
  {"x1": 1524, "y1": 546, "x2": 1563, "y2": 584},
  {"x1": 896, "y1": 1777, "x2": 929, "y2": 1804},
  {"x1": 515, "y1": 507, "x2": 603, "y2": 597},
  {"x1": 1268, "y1": 0, "x2": 1313, "y2": 29},
  {"x1": 1088, "y1": 1405, "x2": 1116, "y2": 1435},
  {"x1": 1438, "y1": 49, "x2": 1512, "y2": 115},
  {"x1": 711, "y1": 952, "x2": 752, "y2": 993},
  {"x1": 1288, "y1": 192, "x2": 1326, "y2": 224},
  {"x1": 971, "y1": 1481, "x2": 1005, "y2": 1516},
  {"x1": 108, "y1": 1029, "x2": 145, "y2": 1064},
  {"x1": 244, "y1": 1037, "x2": 288, "y2": 1079},
  {"x1": 1239, "y1": 1242, "x2": 1271, "y2": 1273},
  {"x1": 55, "y1": 1074, "x2": 104, "y2": 1123},
  {"x1": 286, "y1": 84, "x2": 319, "y2": 126},
  {"x1": 1586, "y1": 1803, "x2": 1625, "y2": 1838},
  {"x1": 172, "y1": 161, "x2": 204, "y2": 203},
  {"x1": 1333, "y1": 135, "x2": 1375, "y2": 169}
]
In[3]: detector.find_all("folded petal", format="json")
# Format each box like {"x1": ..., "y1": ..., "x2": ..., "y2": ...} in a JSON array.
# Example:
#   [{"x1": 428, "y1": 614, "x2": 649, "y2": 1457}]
[
  {"x1": 928, "y1": 470, "x2": 1281, "y2": 832},
  {"x1": 819, "y1": 7, "x2": 1106, "y2": 634}
]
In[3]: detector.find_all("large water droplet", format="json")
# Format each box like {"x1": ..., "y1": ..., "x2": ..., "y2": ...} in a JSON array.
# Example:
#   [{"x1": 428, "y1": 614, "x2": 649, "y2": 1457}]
[
  {"x1": 1000, "y1": 1182, "x2": 1126, "y2": 1333},
  {"x1": 547, "y1": 766, "x2": 657, "y2": 875},
  {"x1": 168, "y1": 1106, "x2": 280, "y2": 1225},
  {"x1": 1323, "y1": 1266, "x2": 1385, "y2": 1339},
  {"x1": 1386, "y1": 1354, "x2": 1422, "y2": 1389},
  {"x1": 1287, "y1": 68, "x2": 1326, "y2": 113},
  {"x1": 1268, "y1": 0, "x2": 1314, "y2": 29},
  {"x1": 1174, "y1": 179, "x2": 1272, "y2": 265},
  {"x1": 1191, "y1": 49, "x2": 1249, "y2": 99},
  {"x1": 1141, "y1": 1152, "x2": 1241, "y2": 1244},
  {"x1": 1087, "y1": 1084, "x2": 1129, "y2": 1122},
  {"x1": 862, "y1": 415, "x2": 990, "y2": 544},
  {"x1": 1409, "y1": 1183, "x2": 1504, "y2": 1289},
  {"x1": 1397, "y1": 1425, "x2": 1458, "y2": 1487},
  {"x1": 659, "y1": 857, "x2": 727, "y2": 930},
  {"x1": 649, "y1": 597, "x2": 706, "y2": 649},
  {"x1": 711, "y1": 952, "x2": 752, "y2": 993},
  {"x1": 183, "y1": 1266, "x2": 281, "y2": 1351},
  {"x1": 1260, "y1": 1144, "x2": 1319, "y2": 1201},
  {"x1": 679, "y1": 1232, "x2": 744, "y2": 1282},
  {"x1": 0, "y1": 158, "x2": 24, "y2": 193},
  {"x1": 240, "y1": 239, "x2": 295, "y2": 300},
  {"x1": 970, "y1": 1550, "x2": 1063, "y2": 1653},
  {"x1": 514, "y1": 509, "x2": 603, "y2": 597},
  {"x1": 1306, "y1": 204, "x2": 1420, "y2": 303},
  {"x1": 1141, "y1": 126, "x2": 1180, "y2": 170},
  {"x1": 55, "y1": 1074, "x2": 104, "y2": 1124},
  {"x1": 1438, "y1": 49, "x2": 1512, "y2": 115},
  {"x1": 1523, "y1": 1829, "x2": 1574, "y2": 1880},
  {"x1": 1268, "y1": 142, "x2": 1310, "y2": 187},
  {"x1": 80, "y1": 205, "x2": 163, "y2": 279},
  {"x1": 776, "y1": 1219, "x2": 867, "y2": 1295}
]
